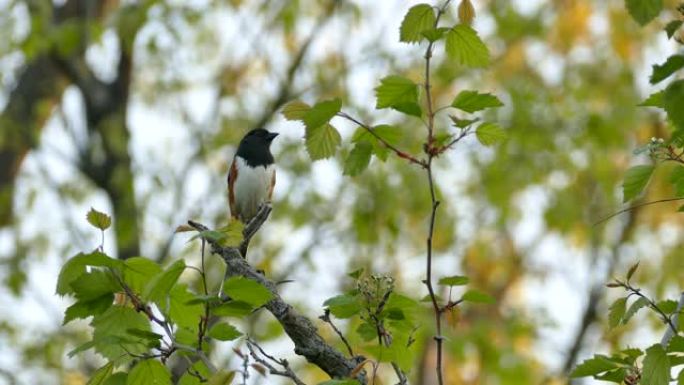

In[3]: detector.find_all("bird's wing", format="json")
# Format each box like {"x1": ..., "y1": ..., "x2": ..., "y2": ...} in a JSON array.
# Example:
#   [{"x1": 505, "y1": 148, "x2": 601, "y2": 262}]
[{"x1": 228, "y1": 158, "x2": 239, "y2": 218}]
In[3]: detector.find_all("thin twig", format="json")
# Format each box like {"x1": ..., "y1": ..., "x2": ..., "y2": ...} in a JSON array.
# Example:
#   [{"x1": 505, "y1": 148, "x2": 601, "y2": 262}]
[
  {"x1": 661, "y1": 292, "x2": 684, "y2": 346},
  {"x1": 593, "y1": 197, "x2": 684, "y2": 226},
  {"x1": 320, "y1": 309, "x2": 355, "y2": 357},
  {"x1": 337, "y1": 111, "x2": 427, "y2": 167},
  {"x1": 246, "y1": 338, "x2": 307, "y2": 385}
]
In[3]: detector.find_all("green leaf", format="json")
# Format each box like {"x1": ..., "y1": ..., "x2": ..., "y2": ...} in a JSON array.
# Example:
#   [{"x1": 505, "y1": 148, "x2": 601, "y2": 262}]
[
  {"x1": 70, "y1": 270, "x2": 119, "y2": 301},
  {"x1": 63, "y1": 293, "x2": 114, "y2": 324},
  {"x1": 642, "y1": 344, "x2": 670, "y2": 385},
  {"x1": 650, "y1": 55, "x2": 684, "y2": 85},
  {"x1": 450, "y1": 116, "x2": 479, "y2": 128},
  {"x1": 623, "y1": 297, "x2": 648, "y2": 324},
  {"x1": 445, "y1": 25, "x2": 489, "y2": 68},
  {"x1": 302, "y1": 99, "x2": 341, "y2": 129},
  {"x1": 123, "y1": 257, "x2": 162, "y2": 294},
  {"x1": 212, "y1": 301, "x2": 254, "y2": 317},
  {"x1": 571, "y1": 355, "x2": 619, "y2": 377},
  {"x1": 375, "y1": 76, "x2": 419, "y2": 110},
  {"x1": 317, "y1": 381, "x2": 360, "y2": 385},
  {"x1": 323, "y1": 293, "x2": 362, "y2": 319},
  {"x1": 656, "y1": 299, "x2": 678, "y2": 314},
  {"x1": 87, "y1": 362, "x2": 114, "y2": 385},
  {"x1": 92, "y1": 305, "x2": 151, "y2": 361},
  {"x1": 626, "y1": 261, "x2": 639, "y2": 281},
  {"x1": 438, "y1": 275, "x2": 469, "y2": 286},
  {"x1": 462, "y1": 289, "x2": 495, "y2": 304},
  {"x1": 104, "y1": 373, "x2": 127, "y2": 385},
  {"x1": 665, "y1": 20, "x2": 683, "y2": 39},
  {"x1": 399, "y1": 4, "x2": 435, "y2": 43},
  {"x1": 207, "y1": 370, "x2": 236, "y2": 385},
  {"x1": 665, "y1": 80, "x2": 684, "y2": 130},
  {"x1": 87, "y1": 207, "x2": 112, "y2": 231},
  {"x1": 670, "y1": 166, "x2": 684, "y2": 196},
  {"x1": 127, "y1": 359, "x2": 171, "y2": 385},
  {"x1": 208, "y1": 322, "x2": 242, "y2": 341},
  {"x1": 421, "y1": 27, "x2": 448, "y2": 42},
  {"x1": 216, "y1": 221, "x2": 245, "y2": 247},
  {"x1": 678, "y1": 368, "x2": 684, "y2": 385},
  {"x1": 142, "y1": 259, "x2": 186, "y2": 306},
  {"x1": 169, "y1": 284, "x2": 204, "y2": 330},
  {"x1": 282, "y1": 100, "x2": 311, "y2": 121},
  {"x1": 668, "y1": 335, "x2": 684, "y2": 352},
  {"x1": 451, "y1": 90, "x2": 503, "y2": 113},
  {"x1": 475, "y1": 122, "x2": 507, "y2": 146},
  {"x1": 625, "y1": 0, "x2": 663, "y2": 26},
  {"x1": 222, "y1": 277, "x2": 273, "y2": 307},
  {"x1": 352, "y1": 125, "x2": 403, "y2": 161},
  {"x1": 306, "y1": 124, "x2": 342, "y2": 160},
  {"x1": 56, "y1": 251, "x2": 121, "y2": 295},
  {"x1": 595, "y1": 368, "x2": 627, "y2": 383},
  {"x1": 344, "y1": 142, "x2": 373, "y2": 176},
  {"x1": 608, "y1": 297, "x2": 627, "y2": 329},
  {"x1": 622, "y1": 165, "x2": 655, "y2": 202},
  {"x1": 356, "y1": 321, "x2": 378, "y2": 341},
  {"x1": 639, "y1": 90, "x2": 665, "y2": 108}
]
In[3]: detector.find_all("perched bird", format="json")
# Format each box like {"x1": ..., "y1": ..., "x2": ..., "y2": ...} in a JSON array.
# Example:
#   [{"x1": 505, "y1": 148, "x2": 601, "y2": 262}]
[{"x1": 227, "y1": 128, "x2": 278, "y2": 227}]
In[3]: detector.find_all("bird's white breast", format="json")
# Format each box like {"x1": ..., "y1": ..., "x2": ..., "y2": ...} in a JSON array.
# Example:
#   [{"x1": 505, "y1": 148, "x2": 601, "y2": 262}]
[{"x1": 232, "y1": 156, "x2": 274, "y2": 220}]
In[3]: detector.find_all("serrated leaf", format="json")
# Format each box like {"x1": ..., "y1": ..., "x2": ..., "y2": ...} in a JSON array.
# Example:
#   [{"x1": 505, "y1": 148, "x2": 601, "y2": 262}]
[
  {"x1": 665, "y1": 80, "x2": 684, "y2": 130},
  {"x1": 399, "y1": 4, "x2": 435, "y2": 43},
  {"x1": 169, "y1": 284, "x2": 204, "y2": 330},
  {"x1": 222, "y1": 277, "x2": 273, "y2": 308},
  {"x1": 438, "y1": 275, "x2": 469, "y2": 286},
  {"x1": 656, "y1": 299, "x2": 678, "y2": 314},
  {"x1": 343, "y1": 142, "x2": 373, "y2": 176},
  {"x1": 668, "y1": 335, "x2": 684, "y2": 353},
  {"x1": 64, "y1": 294, "x2": 114, "y2": 324},
  {"x1": 462, "y1": 289, "x2": 495, "y2": 304},
  {"x1": 212, "y1": 301, "x2": 254, "y2": 317},
  {"x1": 282, "y1": 100, "x2": 311, "y2": 121},
  {"x1": 475, "y1": 122, "x2": 506, "y2": 146},
  {"x1": 70, "y1": 270, "x2": 119, "y2": 301},
  {"x1": 323, "y1": 294, "x2": 362, "y2": 319},
  {"x1": 665, "y1": 20, "x2": 683, "y2": 39},
  {"x1": 87, "y1": 362, "x2": 114, "y2": 385},
  {"x1": 608, "y1": 297, "x2": 627, "y2": 329},
  {"x1": 571, "y1": 355, "x2": 619, "y2": 377},
  {"x1": 450, "y1": 115, "x2": 479, "y2": 128},
  {"x1": 56, "y1": 251, "x2": 121, "y2": 296},
  {"x1": 306, "y1": 123, "x2": 341, "y2": 160},
  {"x1": 122, "y1": 257, "x2": 162, "y2": 294},
  {"x1": 216, "y1": 221, "x2": 245, "y2": 247},
  {"x1": 356, "y1": 321, "x2": 378, "y2": 342},
  {"x1": 622, "y1": 165, "x2": 655, "y2": 202},
  {"x1": 595, "y1": 368, "x2": 627, "y2": 383},
  {"x1": 87, "y1": 207, "x2": 112, "y2": 231},
  {"x1": 142, "y1": 259, "x2": 186, "y2": 306},
  {"x1": 104, "y1": 372, "x2": 127, "y2": 385},
  {"x1": 445, "y1": 25, "x2": 489, "y2": 68},
  {"x1": 650, "y1": 55, "x2": 684, "y2": 85},
  {"x1": 625, "y1": 0, "x2": 663, "y2": 26},
  {"x1": 642, "y1": 344, "x2": 669, "y2": 385},
  {"x1": 623, "y1": 297, "x2": 648, "y2": 325},
  {"x1": 92, "y1": 305, "x2": 151, "y2": 361},
  {"x1": 375, "y1": 76, "x2": 419, "y2": 111},
  {"x1": 451, "y1": 90, "x2": 503, "y2": 113},
  {"x1": 208, "y1": 322, "x2": 242, "y2": 341},
  {"x1": 127, "y1": 359, "x2": 171, "y2": 385},
  {"x1": 639, "y1": 90, "x2": 665, "y2": 108},
  {"x1": 421, "y1": 27, "x2": 448, "y2": 42},
  {"x1": 352, "y1": 125, "x2": 403, "y2": 161},
  {"x1": 302, "y1": 99, "x2": 341, "y2": 129}
]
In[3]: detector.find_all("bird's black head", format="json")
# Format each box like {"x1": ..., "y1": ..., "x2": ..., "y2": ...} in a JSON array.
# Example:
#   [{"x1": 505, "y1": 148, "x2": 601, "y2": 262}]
[{"x1": 236, "y1": 129, "x2": 279, "y2": 167}]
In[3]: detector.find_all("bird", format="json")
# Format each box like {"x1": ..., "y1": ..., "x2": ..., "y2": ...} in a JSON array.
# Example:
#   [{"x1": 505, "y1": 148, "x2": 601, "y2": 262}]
[{"x1": 227, "y1": 129, "x2": 278, "y2": 255}]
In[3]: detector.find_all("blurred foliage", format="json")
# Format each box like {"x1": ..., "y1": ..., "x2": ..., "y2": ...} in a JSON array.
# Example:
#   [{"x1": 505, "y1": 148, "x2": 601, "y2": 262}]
[{"x1": 1, "y1": 0, "x2": 684, "y2": 384}]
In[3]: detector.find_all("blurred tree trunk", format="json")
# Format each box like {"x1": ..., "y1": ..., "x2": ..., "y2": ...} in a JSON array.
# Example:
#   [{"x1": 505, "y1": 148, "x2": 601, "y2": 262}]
[{"x1": 0, "y1": 0, "x2": 142, "y2": 259}]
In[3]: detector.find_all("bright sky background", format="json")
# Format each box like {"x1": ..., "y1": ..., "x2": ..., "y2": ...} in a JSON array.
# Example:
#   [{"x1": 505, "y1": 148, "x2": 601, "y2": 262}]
[{"x1": 0, "y1": 0, "x2": 680, "y2": 384}]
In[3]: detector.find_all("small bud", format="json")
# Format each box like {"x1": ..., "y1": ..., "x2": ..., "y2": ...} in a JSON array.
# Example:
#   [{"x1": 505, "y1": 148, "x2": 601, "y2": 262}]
[
  {"x1": 651, "y1": 137, "x2": 657, "y2": 142},
  {"x1": 458, "y1": 0, "x2": 476, "y2": 26},
  {"x1": 606, "y1": 282, "x2": 621, "y2": 288}
]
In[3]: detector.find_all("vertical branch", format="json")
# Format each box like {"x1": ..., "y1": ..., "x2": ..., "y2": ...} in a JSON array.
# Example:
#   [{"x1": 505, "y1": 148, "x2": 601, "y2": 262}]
[{"x1": 422, "y1": 2, "x2": 453, "y2": 385}]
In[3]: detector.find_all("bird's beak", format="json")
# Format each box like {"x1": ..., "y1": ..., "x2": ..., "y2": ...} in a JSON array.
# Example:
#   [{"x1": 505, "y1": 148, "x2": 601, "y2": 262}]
[{"x1": 267, "y1": 132, "x2": 279, "y2": 141}]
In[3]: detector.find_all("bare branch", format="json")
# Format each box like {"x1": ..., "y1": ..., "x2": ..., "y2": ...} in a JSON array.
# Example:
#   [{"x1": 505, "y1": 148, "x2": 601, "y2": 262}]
[{"x1": 246, "y1": 337, "x2": 307, "y2": 385}]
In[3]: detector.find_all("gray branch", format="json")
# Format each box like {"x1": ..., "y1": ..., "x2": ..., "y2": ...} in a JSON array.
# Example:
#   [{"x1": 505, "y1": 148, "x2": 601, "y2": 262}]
[{"x1": 188, "y1": 205, "x2": 366, "y2": 383}]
